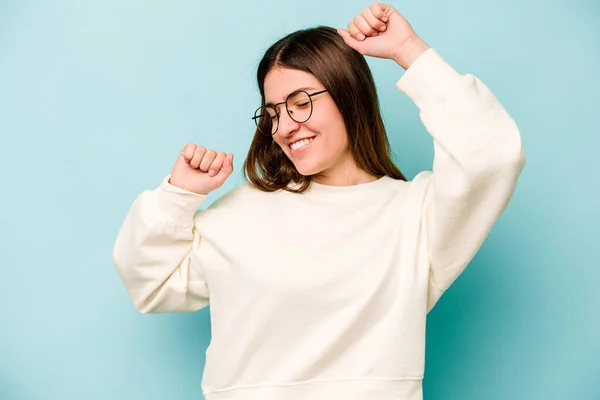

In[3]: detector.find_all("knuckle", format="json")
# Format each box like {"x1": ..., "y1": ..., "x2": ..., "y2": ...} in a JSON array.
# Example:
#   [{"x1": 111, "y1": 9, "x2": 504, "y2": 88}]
[{"x1": 356, "y1": 16, "x2": 373, "y2": 33}]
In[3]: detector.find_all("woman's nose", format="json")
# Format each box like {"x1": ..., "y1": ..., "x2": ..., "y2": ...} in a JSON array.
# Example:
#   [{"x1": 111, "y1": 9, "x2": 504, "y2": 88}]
[{"x1": 276, "y1": 110, "x2": 301, "y2": 137}]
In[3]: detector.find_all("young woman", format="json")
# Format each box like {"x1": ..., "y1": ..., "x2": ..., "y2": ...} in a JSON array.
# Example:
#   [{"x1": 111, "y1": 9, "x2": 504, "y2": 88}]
[{"x1": 113, "y1": 3, "x2": 525, "y2": 399}]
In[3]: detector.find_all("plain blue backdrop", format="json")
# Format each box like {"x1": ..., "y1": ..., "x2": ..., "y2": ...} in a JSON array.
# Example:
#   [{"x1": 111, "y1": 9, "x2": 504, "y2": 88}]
[{"x1": 1, "y1": 0, "x2": 598, "y2": 399}]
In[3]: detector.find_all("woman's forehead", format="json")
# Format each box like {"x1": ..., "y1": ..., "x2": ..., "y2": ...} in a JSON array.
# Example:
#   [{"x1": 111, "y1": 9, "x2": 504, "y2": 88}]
[{"x1": 263, "y1": 67, "x2": 321, "y2": 103}]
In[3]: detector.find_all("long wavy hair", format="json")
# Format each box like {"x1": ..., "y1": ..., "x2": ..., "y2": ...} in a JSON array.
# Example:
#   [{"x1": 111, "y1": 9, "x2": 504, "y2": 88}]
[{"x1": 243, "y1": 26, "x2": 405, "y2": 193}]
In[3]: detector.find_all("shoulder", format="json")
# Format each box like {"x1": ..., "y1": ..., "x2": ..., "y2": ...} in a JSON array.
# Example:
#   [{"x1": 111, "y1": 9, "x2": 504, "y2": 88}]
[
  {"x1": 203, "y1": 173, "x2": 435, "y2": 210},
  {"x1": 383, "y1": 171, "x2": 434, "y2": 207},
  {"x1": 203, "y1": 180, "x2": 283, "y2": 212},
  {"x1": 381, "y1": 172, "x2": 432, "y2": 196},
  {"x1": 409, "y1": 171, "x2": 433, "y2": 187}
]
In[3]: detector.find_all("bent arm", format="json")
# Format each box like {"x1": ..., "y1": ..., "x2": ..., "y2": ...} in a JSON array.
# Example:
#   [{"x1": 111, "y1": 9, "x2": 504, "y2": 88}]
[
  {"x1": 396, "y1": 49, "x2": 526, "y2": 311},
  {"x1": 113, "y1": 176, "x2": 210, "y2": 313}
]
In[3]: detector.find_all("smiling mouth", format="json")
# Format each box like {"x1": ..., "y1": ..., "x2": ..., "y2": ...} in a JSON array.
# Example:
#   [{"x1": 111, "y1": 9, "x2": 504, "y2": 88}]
[{"x1": 289, "y1": 137, "x2": 316, "y2": 151}]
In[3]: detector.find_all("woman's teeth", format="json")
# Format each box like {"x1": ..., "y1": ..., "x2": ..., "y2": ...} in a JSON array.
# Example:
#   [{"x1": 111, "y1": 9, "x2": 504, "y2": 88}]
[{"x1": 290, "y1": 137, "x2": 315, "y2": 151}]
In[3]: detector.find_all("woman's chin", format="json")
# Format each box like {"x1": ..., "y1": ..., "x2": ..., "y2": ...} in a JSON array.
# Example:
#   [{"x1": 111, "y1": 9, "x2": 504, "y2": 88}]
[{"x1": 293, "y1": 161, "x2": 322, "y2": 177}]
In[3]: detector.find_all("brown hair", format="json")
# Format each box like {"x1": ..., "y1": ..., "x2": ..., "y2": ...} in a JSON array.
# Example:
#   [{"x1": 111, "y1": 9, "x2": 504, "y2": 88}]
[{"x1": 243, "y1": 25, "x2": 405, "y2": 193}]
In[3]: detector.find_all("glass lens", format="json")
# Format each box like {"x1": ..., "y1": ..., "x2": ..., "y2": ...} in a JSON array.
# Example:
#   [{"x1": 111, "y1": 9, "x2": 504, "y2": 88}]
[
  {"x1": 254, "y1": 105, "x2": 278, "y2": 135},
  {"x1": 287, "y1": 91, "x2": 312, "y2": 123}
]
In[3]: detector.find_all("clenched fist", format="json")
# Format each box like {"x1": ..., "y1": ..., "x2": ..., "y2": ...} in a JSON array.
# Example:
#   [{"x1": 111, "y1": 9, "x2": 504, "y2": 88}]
[
  {"x1": 169, "y1": 143, "x2": 234, "y2": 195},
  {"x1": 337, "y1": 2, "x2": 430, "y2": 70}
]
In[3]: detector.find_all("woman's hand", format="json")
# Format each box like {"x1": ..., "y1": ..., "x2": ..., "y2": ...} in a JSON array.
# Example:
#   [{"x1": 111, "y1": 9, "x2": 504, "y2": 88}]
[
  {"x1": 169, "y1": 143, "x2": 234, "y2": 195},
  {"x1": 337, "y1": 2, "x2": 431, "y2": 69}
]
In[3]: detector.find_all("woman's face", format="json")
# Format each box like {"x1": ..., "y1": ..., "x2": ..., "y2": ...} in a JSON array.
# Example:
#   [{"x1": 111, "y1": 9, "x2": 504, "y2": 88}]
[{"x1": 263, "y1": 67, "x2": 353, "y2": 179}]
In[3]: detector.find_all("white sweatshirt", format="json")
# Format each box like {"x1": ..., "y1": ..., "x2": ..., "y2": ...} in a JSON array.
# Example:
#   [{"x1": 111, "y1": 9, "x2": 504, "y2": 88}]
[{"x1": 113, "y1": 48, "x2": 525, "y2": 400}]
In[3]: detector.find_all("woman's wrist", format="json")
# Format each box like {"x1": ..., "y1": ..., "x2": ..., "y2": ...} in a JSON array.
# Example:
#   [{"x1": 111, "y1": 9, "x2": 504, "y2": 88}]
[{"x1": 393, "y1": 36, "x2": 431, "y2": 70}]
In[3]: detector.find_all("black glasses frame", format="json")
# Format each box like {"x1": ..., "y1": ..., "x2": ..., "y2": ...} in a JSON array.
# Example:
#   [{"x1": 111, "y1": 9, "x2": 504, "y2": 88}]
[{"x1": 251, "y1": 89, "x2": 328, "y2": 136}]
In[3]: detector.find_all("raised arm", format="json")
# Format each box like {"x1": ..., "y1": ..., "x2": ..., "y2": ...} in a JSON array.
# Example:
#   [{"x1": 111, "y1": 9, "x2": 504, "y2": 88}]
[
  {"x1": 113, "y1": 144, "x2": 235, "y2": 313},
  {"x1": 338, "y1": 3, "x2": 526, "y2": 311},
  {"x1": 113, "y1": 177, "x2": 210, "y2": 313},
  {"x1": 396, "y1": 49, "x2": 525, "y2": 311}
]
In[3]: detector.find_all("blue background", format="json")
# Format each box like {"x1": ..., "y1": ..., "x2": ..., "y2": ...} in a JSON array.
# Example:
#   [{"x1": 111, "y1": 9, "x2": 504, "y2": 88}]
[{"x1": 1, "y1": 0, "x2": 598, "y2": 399}]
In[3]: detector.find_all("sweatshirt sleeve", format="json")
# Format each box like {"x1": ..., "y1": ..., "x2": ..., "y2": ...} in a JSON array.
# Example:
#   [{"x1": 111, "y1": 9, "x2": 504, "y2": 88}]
[
  {"x1": 112, "y1": 176, "x2": 211, "y2": 313},
  {"x1": 395, "y1": 49, "x2": 526, "y2": 311}
]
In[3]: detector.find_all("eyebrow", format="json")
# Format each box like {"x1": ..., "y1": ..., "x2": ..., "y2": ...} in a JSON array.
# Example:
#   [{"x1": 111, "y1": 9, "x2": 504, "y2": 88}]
[{"x1": 265, "y1": 87, "x2": 317, "y2": 106}]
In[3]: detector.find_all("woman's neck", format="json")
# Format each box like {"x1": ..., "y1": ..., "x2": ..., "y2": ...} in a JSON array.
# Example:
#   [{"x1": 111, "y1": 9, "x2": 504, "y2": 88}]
[{"x1": 311, "y1": 165, "x2": 379, "y2": 187}]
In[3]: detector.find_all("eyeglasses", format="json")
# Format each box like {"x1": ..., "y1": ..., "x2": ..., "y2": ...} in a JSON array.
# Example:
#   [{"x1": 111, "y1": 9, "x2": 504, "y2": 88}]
[{"x1": 252, "y1": 89, "x2": 328, "y2": 136}]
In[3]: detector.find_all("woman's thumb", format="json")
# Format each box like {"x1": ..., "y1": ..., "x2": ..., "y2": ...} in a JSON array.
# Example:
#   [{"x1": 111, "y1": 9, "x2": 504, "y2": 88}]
[
  {"x1": 217, "y1": 153, "x2": 234, "y2": 178},
  {"x1": 337, "y1": 28, "x2": 363, "y2": 53}
]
